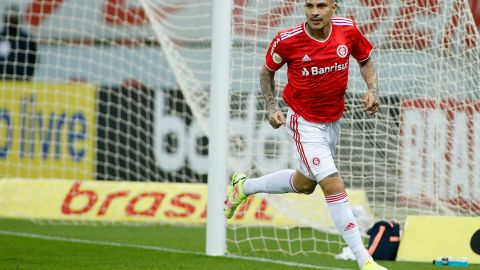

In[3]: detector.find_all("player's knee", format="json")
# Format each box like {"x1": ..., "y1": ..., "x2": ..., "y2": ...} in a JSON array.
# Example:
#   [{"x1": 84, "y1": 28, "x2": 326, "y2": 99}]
[
  {"x1": 292, "y1": 171, "x2": 317, "y2": 194},
  {"x1": 296, "y1": 182, "x2": 317, "y2": 194},
  {"x1": 319, "y1": 173, "x2": 345, "y2": 196}
]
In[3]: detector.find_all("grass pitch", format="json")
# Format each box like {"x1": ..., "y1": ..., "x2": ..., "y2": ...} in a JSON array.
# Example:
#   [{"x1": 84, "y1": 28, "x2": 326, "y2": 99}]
[{"x1": 0, "y1": 218, "x2": 474, "y2": 270}]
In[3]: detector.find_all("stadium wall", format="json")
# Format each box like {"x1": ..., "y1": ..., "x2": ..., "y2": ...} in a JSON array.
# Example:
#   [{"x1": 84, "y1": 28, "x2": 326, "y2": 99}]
[
  {"x1": 0, "y1": 0, "x2": 478, "y2": 215},
  {"x1": 0, "y1": 178, "x2": 373, "y2": 226},
  {"x1": 1, "y1": 78, "x2": 477, "y2": 214}
]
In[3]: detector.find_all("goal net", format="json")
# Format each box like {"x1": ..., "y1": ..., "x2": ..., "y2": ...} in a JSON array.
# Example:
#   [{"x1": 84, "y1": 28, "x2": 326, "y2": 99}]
[
  {"x1": 0, "y1": 0, "x2": 479, "y2": 261},
  {"x1": 224, "y1": 0, "x2": 480, "y2": 257}
]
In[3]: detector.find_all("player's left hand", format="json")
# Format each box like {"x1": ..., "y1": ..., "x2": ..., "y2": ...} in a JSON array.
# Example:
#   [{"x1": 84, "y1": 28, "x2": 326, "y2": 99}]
[
  {"x1": 363, "y1": 90, "x2": 380, "y2": 114},
  {"x1": 268, "y1": 109, "x2": 286, "y2": 129}
]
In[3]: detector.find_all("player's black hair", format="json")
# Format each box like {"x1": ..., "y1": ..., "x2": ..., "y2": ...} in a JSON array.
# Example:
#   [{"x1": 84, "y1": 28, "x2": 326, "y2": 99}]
[{"x1": 304, "y1": 0, "x2": 337, "y2": 4}]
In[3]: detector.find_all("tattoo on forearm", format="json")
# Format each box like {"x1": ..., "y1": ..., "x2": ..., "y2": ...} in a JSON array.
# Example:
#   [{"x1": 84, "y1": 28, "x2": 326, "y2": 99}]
[
  {"x1": 260, "y1": 69, "x2": 277, "y2": 114},
  {"x1": 360, "y1": 60, "x2": 378, "y2": 93}
]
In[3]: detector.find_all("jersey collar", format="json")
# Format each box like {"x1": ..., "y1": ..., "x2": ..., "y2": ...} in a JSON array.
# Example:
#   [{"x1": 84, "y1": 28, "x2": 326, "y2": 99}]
[{"x1": 303, "y1": 21, "x2": 333, "y2": 43}]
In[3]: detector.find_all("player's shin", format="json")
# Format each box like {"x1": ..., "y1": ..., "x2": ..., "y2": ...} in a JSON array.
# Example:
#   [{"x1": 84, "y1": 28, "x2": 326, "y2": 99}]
[
  {"x1": 242, "y1": 169, "x2": 298, "y2": 196},
  {"x1": 326, "y1": 192, "x2": 370, "y2": 269}
]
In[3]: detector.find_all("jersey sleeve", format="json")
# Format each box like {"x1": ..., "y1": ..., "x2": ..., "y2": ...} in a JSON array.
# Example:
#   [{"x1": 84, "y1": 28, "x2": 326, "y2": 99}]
[
  {"x1": 350, "y1": 25, "x2": 373, "y2": 62},
  {"x1": 265, "y1": 33, "x2": 287, "y2": 71}
]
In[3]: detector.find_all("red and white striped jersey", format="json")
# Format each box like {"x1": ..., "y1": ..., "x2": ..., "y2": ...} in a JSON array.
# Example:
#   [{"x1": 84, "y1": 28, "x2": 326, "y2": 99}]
[{"x1": 265, "y1": 17, "x2": 373, "y2": 123}]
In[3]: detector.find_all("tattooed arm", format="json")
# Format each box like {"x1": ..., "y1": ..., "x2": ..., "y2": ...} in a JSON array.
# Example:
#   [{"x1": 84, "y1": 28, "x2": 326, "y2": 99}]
[
  {"x1": 359, "y1": 58, "x2": 379, "y2": 114},
  {"x1": 260, "y1": 66, "x2": 285, "y2": 129}
]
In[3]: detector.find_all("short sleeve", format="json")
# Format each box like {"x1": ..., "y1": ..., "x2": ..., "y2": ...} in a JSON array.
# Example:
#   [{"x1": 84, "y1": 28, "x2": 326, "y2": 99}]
[
  {"x1": 265, "y1": 33, "x2": 287, "y2": 71},
  {"x1": 350, "y1": 25, "x2": 373, "y2": 62}
]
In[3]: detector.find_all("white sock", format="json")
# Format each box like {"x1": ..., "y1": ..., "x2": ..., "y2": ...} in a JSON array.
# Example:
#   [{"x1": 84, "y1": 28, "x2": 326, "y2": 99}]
[
  {"x1": 326, "y1": 192, "x2": 370, "y2": 269},
  {"x1": 242, "y1": 169, "x2": 298, "y2": 196}
]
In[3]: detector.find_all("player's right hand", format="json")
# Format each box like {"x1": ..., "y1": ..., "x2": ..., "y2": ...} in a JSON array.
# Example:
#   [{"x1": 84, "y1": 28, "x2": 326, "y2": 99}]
[{"x1": 268, "y1": 109, "x2": 285, "y2": 129}]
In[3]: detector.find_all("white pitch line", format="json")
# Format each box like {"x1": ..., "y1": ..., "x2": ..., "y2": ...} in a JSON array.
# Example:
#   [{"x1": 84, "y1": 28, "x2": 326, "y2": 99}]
[
  {"x1": 0, "y1": 230, "x2": 352, "y2": 270},
  {"x1": 228, "y1": 254, "x2": 353, "y2": 270}
]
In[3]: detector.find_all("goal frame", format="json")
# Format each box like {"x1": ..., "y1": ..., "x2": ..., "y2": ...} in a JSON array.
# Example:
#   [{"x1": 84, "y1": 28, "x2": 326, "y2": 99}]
[{"x1": 206, "y1": 0, "x2": 232, "y2": 256}]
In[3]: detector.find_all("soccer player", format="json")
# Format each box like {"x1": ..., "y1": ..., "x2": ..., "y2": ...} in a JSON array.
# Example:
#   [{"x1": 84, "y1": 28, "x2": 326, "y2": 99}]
[{"x1": 224, "y1": 0, "x2": 386, "y2": 270}]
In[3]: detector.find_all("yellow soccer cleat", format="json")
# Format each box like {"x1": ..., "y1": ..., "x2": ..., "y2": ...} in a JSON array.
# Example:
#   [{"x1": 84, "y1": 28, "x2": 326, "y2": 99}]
[
  {"x1": 224, "y1": 172, "x2": 248, "y2": 219},
  {"x1": 362, "y1": 258, "x2": 388, "y2": 270}
]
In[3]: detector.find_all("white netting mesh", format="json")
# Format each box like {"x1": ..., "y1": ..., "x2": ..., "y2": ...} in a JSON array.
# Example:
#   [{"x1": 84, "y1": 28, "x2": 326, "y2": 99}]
[
  {"x1": 0, "y1": 0, "x2": 479, "y2": 259},
  {"x1": 224, "y1": 0, "x2": 480, "y2": 256},
  {"x1": 0, "y1": 0, "x2": 214, "y2": 182}
]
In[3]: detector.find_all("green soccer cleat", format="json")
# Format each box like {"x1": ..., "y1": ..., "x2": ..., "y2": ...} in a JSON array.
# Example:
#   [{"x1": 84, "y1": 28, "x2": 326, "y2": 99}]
[
  {"x1": 362, "y1": 258, "x2": 387, "y2": 270},
  {"x1": 224, "y1": 172, "x2": 248, "y2": 219}
]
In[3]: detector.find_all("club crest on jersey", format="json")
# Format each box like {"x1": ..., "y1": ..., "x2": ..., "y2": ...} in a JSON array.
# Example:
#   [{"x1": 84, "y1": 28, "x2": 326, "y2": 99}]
[
  {"x1": 272, "y1": 53, "x2": 282, "y2": 64},
  {"x1": 337, "y1": 45, "x2": 348, "y2": 58}
]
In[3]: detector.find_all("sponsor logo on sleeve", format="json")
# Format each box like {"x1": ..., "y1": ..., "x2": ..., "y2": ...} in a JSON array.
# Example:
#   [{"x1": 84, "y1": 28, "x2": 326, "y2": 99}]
[
  {"x1": 269, "y1": 38, "x2": 280, "y2": 55},
  {"x1": 272, "y1": 53, "x2": 283, "y2": 64}
]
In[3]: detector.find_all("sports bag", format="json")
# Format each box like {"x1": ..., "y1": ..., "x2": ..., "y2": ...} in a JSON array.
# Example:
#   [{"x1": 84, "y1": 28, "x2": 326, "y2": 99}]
[{"x1": 367, "y1": 220, "x2": 400, "y2": 260}]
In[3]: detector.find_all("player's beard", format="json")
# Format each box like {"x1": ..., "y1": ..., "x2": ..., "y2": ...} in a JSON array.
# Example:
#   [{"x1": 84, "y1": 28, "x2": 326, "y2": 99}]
[{"x1": 307, "y1": 19, "x2": 330, "y2": 35}]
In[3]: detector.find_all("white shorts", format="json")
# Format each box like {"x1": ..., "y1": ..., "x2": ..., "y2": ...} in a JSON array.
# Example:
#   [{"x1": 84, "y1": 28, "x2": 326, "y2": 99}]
[{"x1": 286, "y1": 108, "x2": 340, "y2": 182}]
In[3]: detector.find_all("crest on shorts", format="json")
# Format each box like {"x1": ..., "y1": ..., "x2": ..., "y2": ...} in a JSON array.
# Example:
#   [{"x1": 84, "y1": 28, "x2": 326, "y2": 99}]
[
  {"x1": 337, "y1": 45, "x2": 348, "y2": 58},
  {"x1": 272, "y1": 53, "x2": 283, "y2": 64},
  {"x1": 312, "y1": 157, "x2": 321, "y2": 166}
]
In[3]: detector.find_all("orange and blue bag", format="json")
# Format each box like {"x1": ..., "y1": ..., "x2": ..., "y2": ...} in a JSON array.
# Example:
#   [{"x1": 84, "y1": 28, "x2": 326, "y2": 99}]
[{"x1": 367, "y1": 220, "x2": 400, "y2": 260}]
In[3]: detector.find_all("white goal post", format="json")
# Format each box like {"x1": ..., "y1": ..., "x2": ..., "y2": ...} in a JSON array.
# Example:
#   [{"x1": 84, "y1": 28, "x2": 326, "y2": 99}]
[{"x1": 205, "y1": 0, "x2": 232, "y2": 256}]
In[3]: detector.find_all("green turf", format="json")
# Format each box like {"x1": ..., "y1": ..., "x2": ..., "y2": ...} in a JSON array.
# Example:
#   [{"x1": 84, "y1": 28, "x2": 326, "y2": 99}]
[{"x1": 0, "y1": 218, "x2": 474, "y2": 270}]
